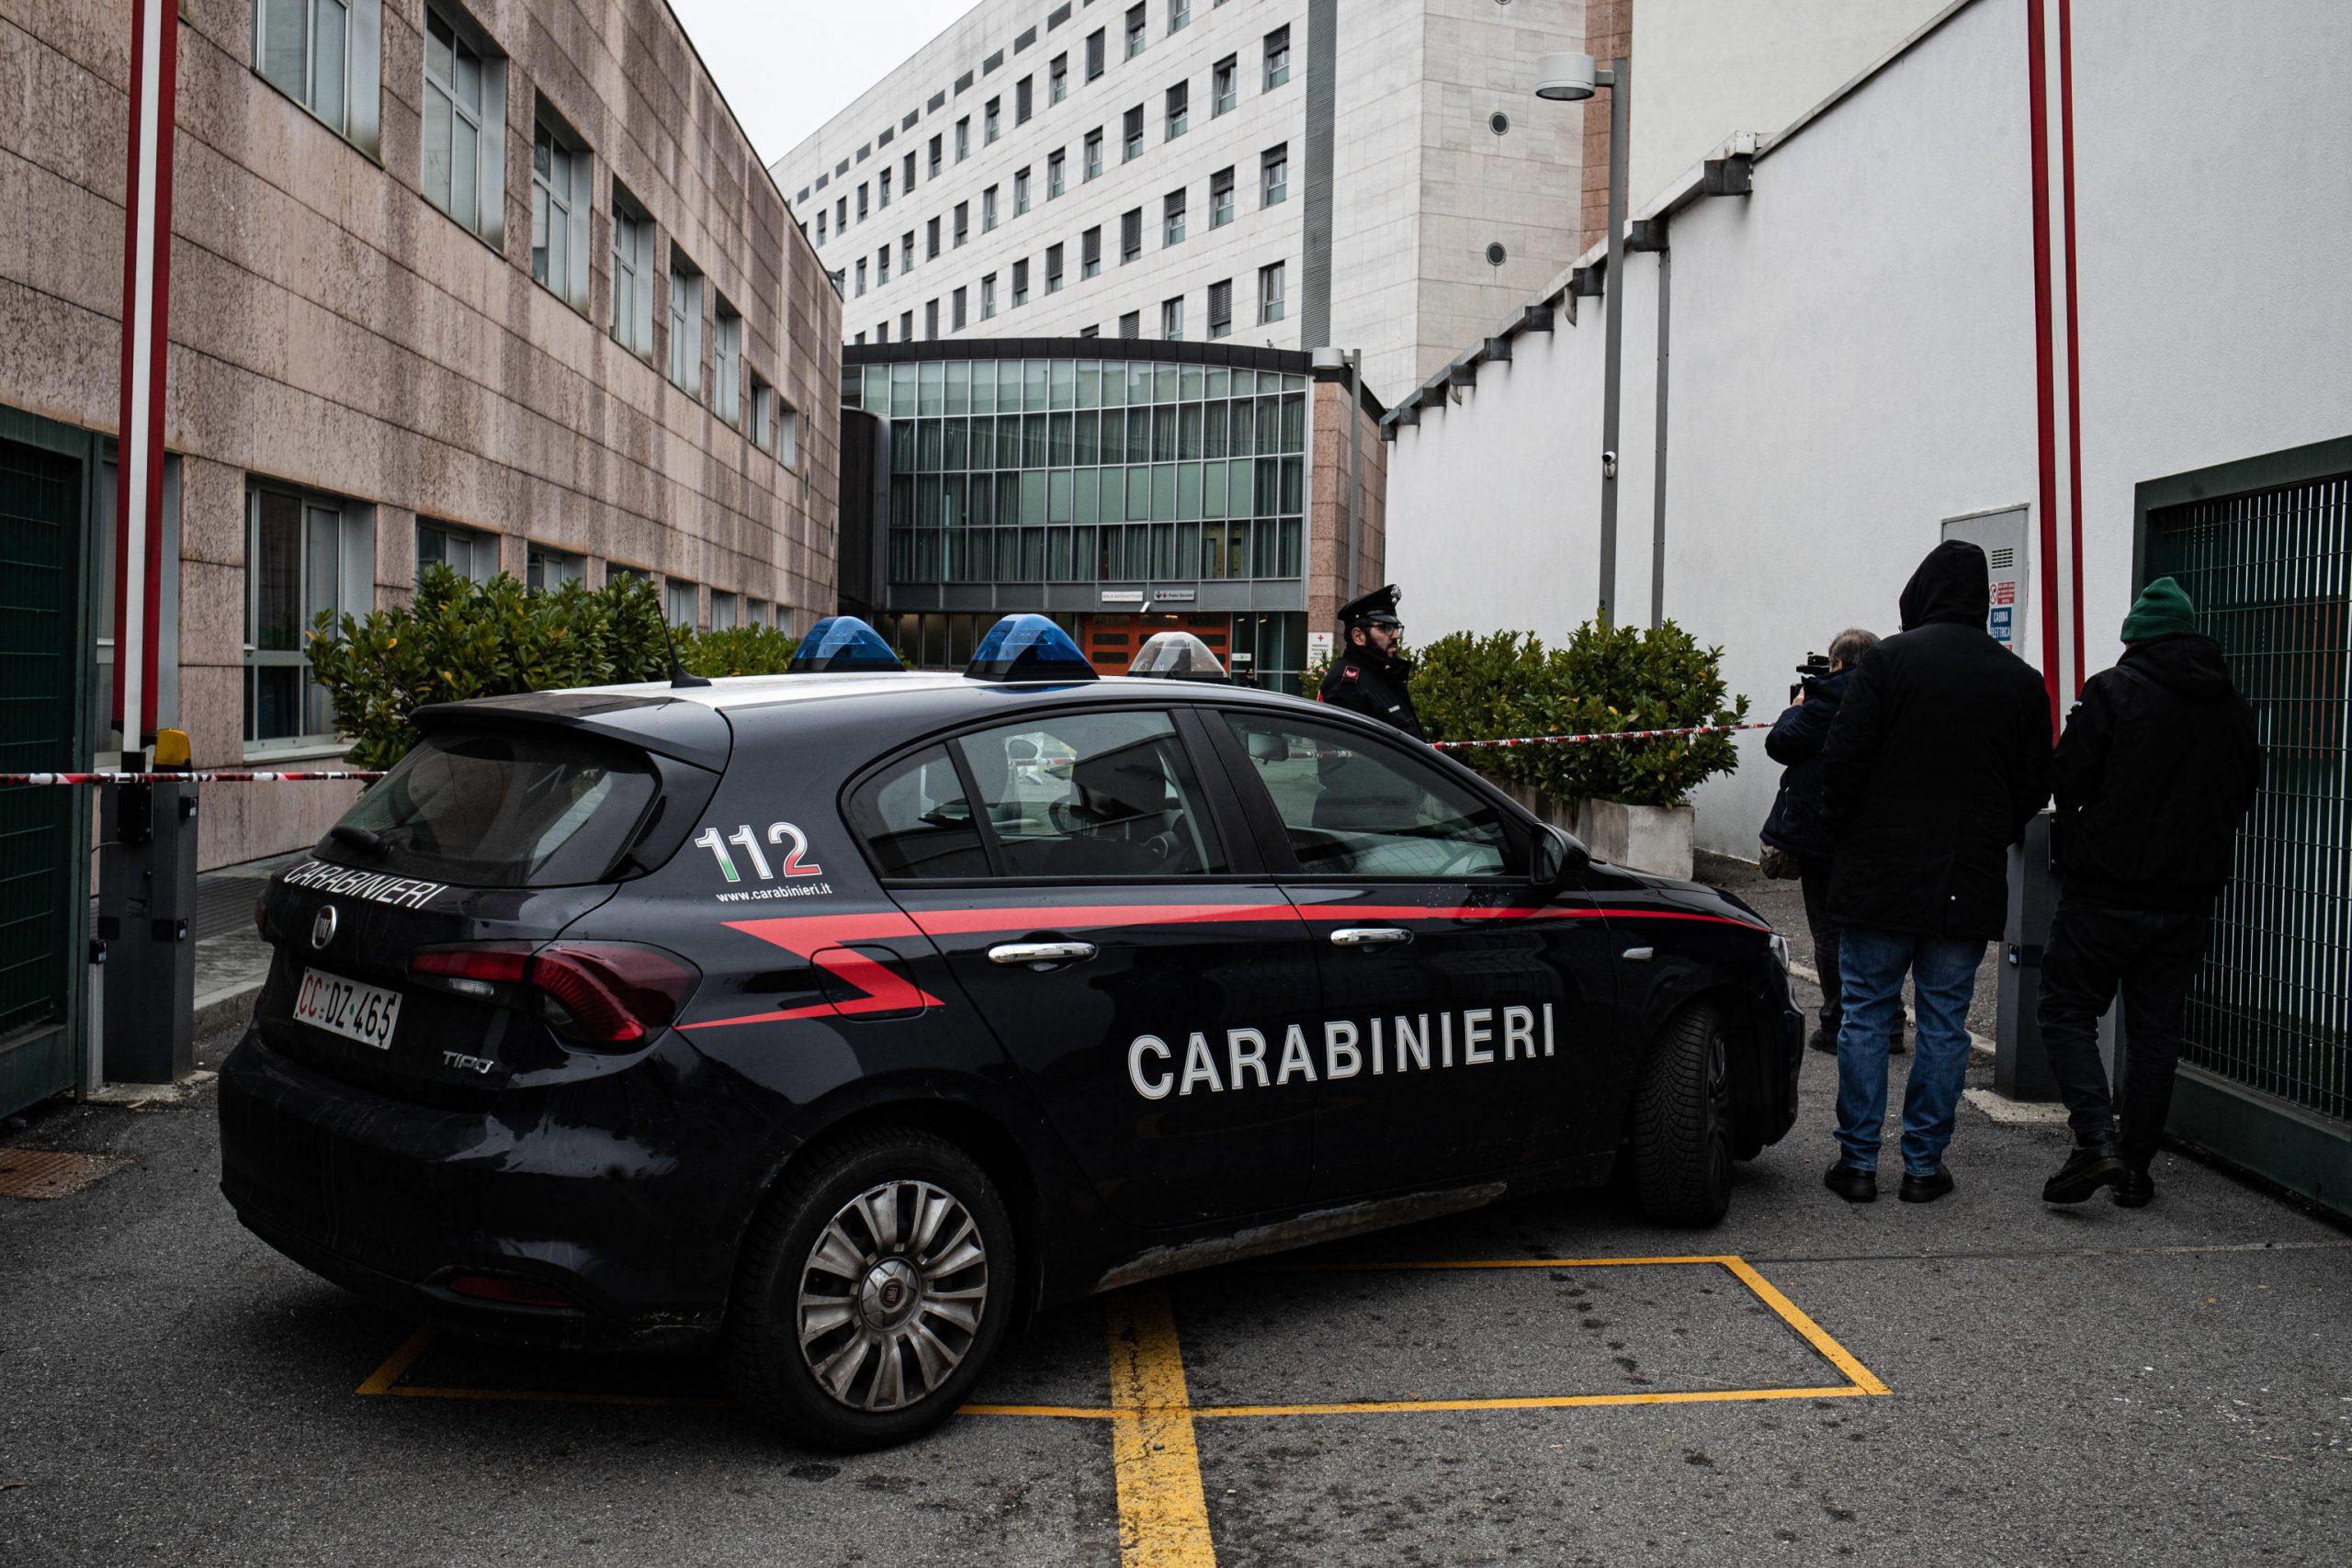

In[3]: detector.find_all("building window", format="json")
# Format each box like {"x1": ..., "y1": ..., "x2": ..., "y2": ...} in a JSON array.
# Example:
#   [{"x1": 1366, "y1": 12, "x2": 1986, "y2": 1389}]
[
  {"x1": 420, "y1": 8, "x2": 503, "y2": 243},
  {"x1": 1051, "y1": 53, "x2": 1069, "y2": 102},
  {"x1": 1078, "y1": 323, "x2": 1100, "y2": 338},
  {"x1": 254, "y1": 0, "x2": 380, "y2": 152},
  {"x1": 928, "y1": 133, "x2": 943, "y2": 175},
  {"x1": 877, "y1": 243, "x2": 890, "y2": 285},
  {"x1": 880, "y1": 168, "x2": 893, "y2": 209},
  {"x1": 1084, "y1": 129, "x2": 1104, "y2": 180},
  {"x1": 531, "y1": 110, "x2": 591, "y2": 314},
  {"x1": 665, "y1": 579, "x2": 697, "y2": 628},
  {"x1": 417, "y1": 518, "x2": 496, "y2": 583},
  {"x1": 526, "y1": 543, "x2": 582, "y2": 593},
  {"x1": 1081, "y1": 225, "x2": 1102, "y2": 278},
  {"x1": 1016, "y1": 75, "x2": 1033, "y2": 125},
  {"x1": 750, "y1": 378, "x2": 799, "y2": 467},
  {"x1": 1261, "y1": 142, "x2": 1288, "y2": 206},
  {"x1": 1168, "y1": 0, "x2": 1190, "y2": 33},
  {"x1": 904, "y1": 149, "x2": 916, "y2": 192},
  {"x1": 1125, "y1": 4, "x2": 1146, "y2": 59},
  {"x1": 856, "y1": 182, "x2": 868, "y2": 220},
  {"x1": 954, "y1": 200, "x2": 969, "y2": 246},
  {"x1": 925, "y1": 297, "x2": 940, "y2": 338},
  {"x1": 1160, "y1": 295, "x2": 1183, "y2": 341},
  {"x1": 1122, "y1": 105, "x2": 1144, "y2": 161},
  {"x1": 1120, "y1": 208, "x2": 1142, "y2": 263},
  {"x1": 1263, "y1": 26, "x2": 1290, "y2": 90},
  {"x1": 713, "y1": 297, "x2": 742, "y2": 424},
  {"x1": 1014, "y1": 166, "x2": 1032, "y2": 215},
  {"x1": 1047, "y1": 149, "x2": 1067, "y2": 197},
  {"x1": 953, "y1": 287, "x2": 967, "y2": 330},
  {"x1": 901, "y1": 231, "x2": 915, "y2": 272},
  {"x1": 899, "y1": 308, "x2": 913, "y2": 340},
  {"x1": 1086, "y1": 28, "x2": 1105, "y2": 81},
  {"x1": 1213, "y1": 53, "x2": 1237, "y2": 116},
  {"x1": 1012, "y1": 258, "x2": 1030, "y2": 308},
  {"x1": 1118, "y1": 310, "x2": 1140, "y2": 339},
  {"x1": 1208, "y1": 277, "x2": 1232, "y2": 339},
  {"x1": 708, "y1": 591, "x2": 737, "y2": 630},
  {"x1": 980, "y1": 273, "x2": 998, "y2": 320},
  {"x1": 854, "y1": 257, "x2": 867, "y2": 296},
  {"x1": 668, "y1": 249, "x2": 703, "y2": 394},
  {"x1": 982, "y1": 185, "x2": 999, "y2": 231},
  {"x1": 1259, "y1": 260, "x2": 1285, "y2": 323},
  {"x1": 245, "y1": 483, "x2": 371, "y2": 750},
  {"x1": 816, "y1": 210, "x2": 827, "y2": 244},
  {"x1": 927, "y1": 216, "x2": 941, "y2": 257},
  {"x1": 1163, "y1": 188, "x2": 1186, "y2": 246},
  {"x1": 985, "y1": 96, "x2": 1001, "y2": 144},
  {"x1": 1210, "y1": 165, "x2": 1235, "y2": 227},
  {"x1": 835, "y1": 196, "x2": 846, "y2": 231},
  {"x1": 1166, "y1": 82, "x2": 1188, "y2": 140},
  {"x1": 956, "y1": 117, "x2": 970, "y2": 160},
  {"x1": 610, "y1": 182, "x2": 654, "y2": 358},
  {"x1": 1046, "y1": 243, "x2": 1065, "y2": 293}
]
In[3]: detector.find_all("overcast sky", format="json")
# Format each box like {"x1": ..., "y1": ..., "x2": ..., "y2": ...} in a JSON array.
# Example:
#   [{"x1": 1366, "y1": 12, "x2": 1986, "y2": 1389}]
[{"x1": 671, "y1": 0, "x2": 981, "y2": 169}]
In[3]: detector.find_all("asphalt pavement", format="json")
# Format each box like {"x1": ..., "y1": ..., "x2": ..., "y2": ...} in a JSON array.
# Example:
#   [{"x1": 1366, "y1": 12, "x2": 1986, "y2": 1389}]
[{"x1": 2, "y1": 863, "x2": 2346, "y2": 1566}]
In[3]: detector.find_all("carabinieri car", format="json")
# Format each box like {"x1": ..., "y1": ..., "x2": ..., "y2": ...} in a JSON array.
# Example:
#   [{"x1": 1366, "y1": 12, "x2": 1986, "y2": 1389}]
[{"x1": 219, "y1": 615, "x2": 1803, "y2": 1450}]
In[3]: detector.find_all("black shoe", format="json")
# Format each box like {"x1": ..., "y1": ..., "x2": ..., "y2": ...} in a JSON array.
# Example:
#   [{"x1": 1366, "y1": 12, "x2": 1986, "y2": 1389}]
[
  {"x1": 1807, "y1": 1025, "x2": 1838, "y2": 1055},
  {"x1": 2042, "y1": 1143, "x2": 2128, "y2": 1204},
  {"x1": 1824, "y1": 1162, "x2": 1877, "y2": 1203},
  {"x1": 1898, "y1": 1167, "x2": 1955, "y2": 1203},
  {"x1": 1889, "y1": 1021, "x2": 1909, "y2": 1056},
  {"x1": 2114, "y1": 1168, "x2": 2154, "y2": 1209}
]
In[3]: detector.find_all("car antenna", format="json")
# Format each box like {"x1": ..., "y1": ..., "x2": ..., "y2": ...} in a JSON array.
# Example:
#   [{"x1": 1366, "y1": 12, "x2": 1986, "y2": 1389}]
[{"x1": 662, "y1": 617, "x2": 711, "y2": 688}]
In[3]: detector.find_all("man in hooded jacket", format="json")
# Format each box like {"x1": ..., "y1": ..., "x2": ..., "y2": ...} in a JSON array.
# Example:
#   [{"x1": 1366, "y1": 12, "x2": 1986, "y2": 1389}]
[
  {"x1": 2035, "y1": 577, "x2": 2260, "y2": 1210},
  {"x1": 1819, "y1": 540, "x2": 2052, "y2": 1203}
]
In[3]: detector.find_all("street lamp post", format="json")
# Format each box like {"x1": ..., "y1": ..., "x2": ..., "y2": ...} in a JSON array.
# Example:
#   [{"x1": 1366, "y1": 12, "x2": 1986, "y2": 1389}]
[{"x1": 1535, "y1": 51, "x2": 1628, "y2": 626}]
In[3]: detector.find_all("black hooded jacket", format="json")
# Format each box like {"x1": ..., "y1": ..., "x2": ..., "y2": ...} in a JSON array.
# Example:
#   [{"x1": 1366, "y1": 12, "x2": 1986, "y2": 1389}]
[
  {"x1": 1319, "y1": 643, "x2": 1425, "y2": 739},
  {"x1": 2052, "y1": 633, "x2": 2261, "y2": 909},
  {"x1": 1822, "y1": 541, "x2": 2053, "y2": 940}
]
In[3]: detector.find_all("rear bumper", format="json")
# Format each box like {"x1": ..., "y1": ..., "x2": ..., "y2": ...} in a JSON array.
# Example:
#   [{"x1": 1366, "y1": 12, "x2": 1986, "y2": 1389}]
[{"x1": 218, "y1": 1026, "x2": 744, "y2": 1354}]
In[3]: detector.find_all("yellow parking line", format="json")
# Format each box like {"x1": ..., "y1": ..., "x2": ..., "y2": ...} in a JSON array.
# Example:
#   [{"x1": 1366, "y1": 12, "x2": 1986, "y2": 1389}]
[
  {"x1": 1719, "y1": 1256, "x2": 1892, "y2": 1396},
  {"x1": 1192, "y1": 1384, "x2": 1871, "y2": 1418},
  {"x1": 354, "y1": 1325, "x2": 436, "y2": 1395},
  {"x1": 1106, "y1": 1284, "x2": 1218, "y2": 1568}
]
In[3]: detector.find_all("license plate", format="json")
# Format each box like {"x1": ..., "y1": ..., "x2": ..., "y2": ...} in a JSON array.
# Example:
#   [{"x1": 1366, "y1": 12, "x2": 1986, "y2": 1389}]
[{"x1": 293, "y1": 968, "x2": 402, "y2": 1050}]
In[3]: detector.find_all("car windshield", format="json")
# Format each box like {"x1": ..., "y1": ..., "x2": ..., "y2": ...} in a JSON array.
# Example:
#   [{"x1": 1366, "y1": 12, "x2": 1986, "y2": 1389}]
[{"x1": 320, "y1": 728, "x2": 659, "y2": 887}]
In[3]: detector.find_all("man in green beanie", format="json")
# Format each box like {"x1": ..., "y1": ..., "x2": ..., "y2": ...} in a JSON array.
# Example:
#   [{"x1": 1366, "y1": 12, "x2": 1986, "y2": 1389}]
[{"x1": 2037, "y1": 576, "x2": 2261, "y2": 1208}]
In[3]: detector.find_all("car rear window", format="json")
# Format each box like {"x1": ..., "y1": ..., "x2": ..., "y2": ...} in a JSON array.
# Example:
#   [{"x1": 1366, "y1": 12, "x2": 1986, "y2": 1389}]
[{"x1": 319, "y1": 728, "x2": 660, "y2": 887}]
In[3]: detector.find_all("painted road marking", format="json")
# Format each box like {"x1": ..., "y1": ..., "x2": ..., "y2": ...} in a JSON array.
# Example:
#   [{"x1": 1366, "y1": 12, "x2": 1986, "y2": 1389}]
[{"x1": 1106, "y1": 1283, "x2": 1217, "y2": 1568}]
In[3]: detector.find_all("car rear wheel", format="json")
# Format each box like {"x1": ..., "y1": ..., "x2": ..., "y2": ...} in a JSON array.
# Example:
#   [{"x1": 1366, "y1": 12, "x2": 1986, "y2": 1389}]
[
  {"x1": 727, "y1": 1128, "x2": 1015, "y2": 1450},
  {"x1": 1629, "y1": 1001, "x2": 1735, "y2": 1226}
]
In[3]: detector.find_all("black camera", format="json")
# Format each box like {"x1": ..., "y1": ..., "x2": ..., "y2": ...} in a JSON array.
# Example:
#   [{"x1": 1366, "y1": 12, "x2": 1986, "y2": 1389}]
[{"x1": 1790, "y1": 651, "x2": 1832, "y2": 703}]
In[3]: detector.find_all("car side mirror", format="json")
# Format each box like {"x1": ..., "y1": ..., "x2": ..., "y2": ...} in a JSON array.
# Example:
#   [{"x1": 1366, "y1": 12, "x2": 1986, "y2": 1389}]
[
  {"x1": 1532, "y1": 826, "x2": 1590, "y2": 894},
  {"x1": 1246, "y1": 730, "x2": 1285, "y2": 762}
]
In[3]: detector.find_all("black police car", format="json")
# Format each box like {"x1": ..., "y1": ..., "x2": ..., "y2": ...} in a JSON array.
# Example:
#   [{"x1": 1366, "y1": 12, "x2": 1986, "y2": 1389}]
[{"x1": 220, "y1": 615, "x2": 1802, "y2": 1450}]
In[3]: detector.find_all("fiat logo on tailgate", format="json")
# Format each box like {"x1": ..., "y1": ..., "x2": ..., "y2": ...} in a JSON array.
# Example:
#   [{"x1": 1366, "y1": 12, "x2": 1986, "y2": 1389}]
[{"x1": 310, "y1": 905, "x2": 338, "y2": 951}]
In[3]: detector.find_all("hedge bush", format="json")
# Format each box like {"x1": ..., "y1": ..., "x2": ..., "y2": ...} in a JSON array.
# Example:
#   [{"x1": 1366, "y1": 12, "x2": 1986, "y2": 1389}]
[
  {"x1": 1411, "y1": 620, "x2": 1747, "y2": 808},
  {"x1": 306, "y1": 568, "x2": 799, "y2": 769}
]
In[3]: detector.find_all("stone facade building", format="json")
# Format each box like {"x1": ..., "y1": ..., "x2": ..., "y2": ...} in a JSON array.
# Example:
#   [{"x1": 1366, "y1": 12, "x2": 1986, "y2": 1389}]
[{"x1": 0, "y1": 0, "x2": 842, "y2": 875}]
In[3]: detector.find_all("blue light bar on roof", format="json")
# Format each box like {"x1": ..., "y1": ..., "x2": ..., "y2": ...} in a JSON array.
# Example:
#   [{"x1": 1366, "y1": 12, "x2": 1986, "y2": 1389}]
[
  {"x1": 966, "y1": 615, "x2": 1098, "y2": 682},
  {"x1": 787, "y1": 615, "x2": 905, "y2": 672}
]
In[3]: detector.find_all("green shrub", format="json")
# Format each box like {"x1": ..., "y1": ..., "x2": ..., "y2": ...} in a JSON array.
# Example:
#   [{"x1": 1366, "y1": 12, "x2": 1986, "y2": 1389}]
[
  {"x1": 1410, "y1": 620, "x2": 1747, "y2": 808},
  {"x1": 307, "y1": 568, "x2": 799, "y2": 768}
]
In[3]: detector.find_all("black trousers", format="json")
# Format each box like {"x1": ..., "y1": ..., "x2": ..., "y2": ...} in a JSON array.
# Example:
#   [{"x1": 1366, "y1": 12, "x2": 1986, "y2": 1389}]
[
  {"x1": 1799, "y1": 855, "x2": 1841, "y2": 1032},
  {"x1": 2037, "y1": 896, "x2": 2213, "y2": 1166}
]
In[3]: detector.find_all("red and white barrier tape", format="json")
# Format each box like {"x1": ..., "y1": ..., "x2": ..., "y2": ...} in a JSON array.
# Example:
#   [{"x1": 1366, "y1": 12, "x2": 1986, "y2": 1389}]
[
  {"x1": 0, "y1": 770, "x2": 387, "y2": 785},
  {"x1": 1431, "y1": 721, "x2": 1771, "y2": 752}
]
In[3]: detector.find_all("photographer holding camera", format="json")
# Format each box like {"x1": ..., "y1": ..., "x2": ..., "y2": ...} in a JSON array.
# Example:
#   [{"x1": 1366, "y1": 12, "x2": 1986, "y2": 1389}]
[{"x1": 1760, "y1": 628, "x2": 1904, "y2": 1057}]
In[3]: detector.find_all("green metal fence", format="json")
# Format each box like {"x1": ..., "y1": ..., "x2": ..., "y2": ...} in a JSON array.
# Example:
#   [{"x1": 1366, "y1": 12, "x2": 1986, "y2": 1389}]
[{"x1": 2138, "y1": 434, "x2": 2351, "y2": 1215}]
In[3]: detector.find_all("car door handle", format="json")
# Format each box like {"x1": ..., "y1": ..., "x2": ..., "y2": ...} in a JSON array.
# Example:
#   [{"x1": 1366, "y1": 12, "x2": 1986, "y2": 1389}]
[
  {"x1": 988, "y1": 941, "x2": 1099, "y2": 967},
  {"x1": 1621, "y1": 946, "x2": 1656, "y2": 963},
  {"x1": 1329, "y1": 927, "x2": 1412, "y2": 948}
]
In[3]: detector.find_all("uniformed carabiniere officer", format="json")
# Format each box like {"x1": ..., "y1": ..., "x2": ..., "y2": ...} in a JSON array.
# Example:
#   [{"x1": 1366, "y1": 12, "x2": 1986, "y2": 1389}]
[{"x1": 1317, "y1": 583, "x2": 1425, "y2": 740}]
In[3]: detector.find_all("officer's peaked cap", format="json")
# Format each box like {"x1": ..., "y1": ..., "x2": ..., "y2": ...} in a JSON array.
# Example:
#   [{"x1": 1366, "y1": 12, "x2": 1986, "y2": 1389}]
[{"x1": 1339, "y1": 583, "x2": 1403, "y2": 627}]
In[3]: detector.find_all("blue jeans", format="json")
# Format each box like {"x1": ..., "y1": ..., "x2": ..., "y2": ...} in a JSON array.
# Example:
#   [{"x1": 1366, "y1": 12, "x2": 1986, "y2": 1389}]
[{"x1": 1834, "y1": 926, "x2": 1984, "y2": 1175}]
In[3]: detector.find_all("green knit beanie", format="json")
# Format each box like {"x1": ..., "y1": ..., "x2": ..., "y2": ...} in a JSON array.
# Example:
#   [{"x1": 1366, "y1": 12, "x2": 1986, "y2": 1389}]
[{"x1": 2120, "y1": 576, "x2": 2196, "y2": 642}]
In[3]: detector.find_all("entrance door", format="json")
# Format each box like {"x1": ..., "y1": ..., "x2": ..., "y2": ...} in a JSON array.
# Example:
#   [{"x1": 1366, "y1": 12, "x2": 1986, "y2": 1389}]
[
  {"x1": 0, "y1": 432, "x2": 90, "y2": 1117},
  {"x1": 857, "y1": 707, "x2": 1323, "y2": 1229},
  {"x1": 1208, "y1": 708, "x2": 1618, "y2": 1199}
]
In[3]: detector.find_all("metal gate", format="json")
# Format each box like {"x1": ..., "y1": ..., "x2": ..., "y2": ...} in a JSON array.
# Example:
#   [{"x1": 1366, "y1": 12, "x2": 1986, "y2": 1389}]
[
  {"x1": 0, "y1": 417, "x2": 96, "y2": 1119},
  {"x1": 2137, "y1": 434, "x2": 2351, "y2": 1216}
]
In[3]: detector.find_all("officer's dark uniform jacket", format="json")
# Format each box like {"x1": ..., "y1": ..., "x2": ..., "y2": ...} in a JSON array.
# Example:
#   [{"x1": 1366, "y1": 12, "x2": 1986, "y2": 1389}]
[{"x1": 1318, "y1": 645, "x2": 1425, "y2": 739}]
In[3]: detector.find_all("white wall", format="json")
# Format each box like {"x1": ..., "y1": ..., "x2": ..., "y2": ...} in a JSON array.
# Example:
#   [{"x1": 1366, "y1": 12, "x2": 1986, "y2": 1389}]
[{"x1": 1389, "y1": 0, "x2": 2352, "y2": 861}]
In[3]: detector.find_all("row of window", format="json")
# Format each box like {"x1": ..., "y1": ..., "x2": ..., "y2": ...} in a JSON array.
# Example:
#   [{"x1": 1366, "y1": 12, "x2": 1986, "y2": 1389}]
[
  {"x1": 247, "y1": 483, "x2": 787, "y2": 753},
  {"x1": 848, "y1": 357, "x2": 1309, "y2": 420},
  {"x1": 810, "y1": 16, "x2": 1291, "y2": 254},
  {"x1": 255, "y1": 0, "x2": 801, "y2": 466},
  {"x1": 885, "y1": 515, "x2": 1306, "y2": 588},
  {"x1": 856, "y1": 259, "x2": 1283, "y2": 348}
]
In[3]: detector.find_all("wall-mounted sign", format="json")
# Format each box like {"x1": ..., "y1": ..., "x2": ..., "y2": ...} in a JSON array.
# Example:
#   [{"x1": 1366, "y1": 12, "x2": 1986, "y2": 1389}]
[
  {"x1": 1307, "y1": 630, "x2": 1336, "y2": 661},
  {"x1": 1151, "y1": 587, "x2": 1196, "y2": 603},
  {"x1": 1099, "y1": 590, "x2": 1145, "y2": 604}
]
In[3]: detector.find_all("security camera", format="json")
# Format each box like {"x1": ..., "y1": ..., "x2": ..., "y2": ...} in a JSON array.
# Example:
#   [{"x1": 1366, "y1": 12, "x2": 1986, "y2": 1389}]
[{"x1": 1601, "y1": 449, "x2": 1618, "y2": 479}]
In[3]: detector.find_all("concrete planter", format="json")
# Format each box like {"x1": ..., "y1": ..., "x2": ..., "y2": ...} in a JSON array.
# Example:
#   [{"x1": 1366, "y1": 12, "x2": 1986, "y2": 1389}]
[{"x1": 1501, "y1": 784, "x2": 1697, "y2": 883}]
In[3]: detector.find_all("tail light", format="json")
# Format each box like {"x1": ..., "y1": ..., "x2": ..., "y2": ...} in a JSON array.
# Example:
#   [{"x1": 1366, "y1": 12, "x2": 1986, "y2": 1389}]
[{"x1": 411, "y1": 942, "x2": 699, "y2": 1048}]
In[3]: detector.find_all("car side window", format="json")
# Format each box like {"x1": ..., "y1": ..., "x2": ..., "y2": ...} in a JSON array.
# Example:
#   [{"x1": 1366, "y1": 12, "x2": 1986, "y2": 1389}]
[
  {"x1": 955, "y1": 710, "x2": 1227, "y2": 877},
  {"x1": 1220, "y1": 712, "x2": 1518, "y2": 878},
  {"x1": 848, "y1": 746, "x2": 989, "y2": 878}
]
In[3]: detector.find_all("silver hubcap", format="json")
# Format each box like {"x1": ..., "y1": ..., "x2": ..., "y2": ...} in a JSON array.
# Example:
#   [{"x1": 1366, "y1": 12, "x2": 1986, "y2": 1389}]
[{"x1": 797, "y1": 1179, "x2": 989, "y2": 1413}]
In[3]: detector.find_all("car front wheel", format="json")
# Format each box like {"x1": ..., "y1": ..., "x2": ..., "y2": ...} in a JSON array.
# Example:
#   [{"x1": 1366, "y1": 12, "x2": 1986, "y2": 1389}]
[
  {"x1": 1629, "y1": 1001, "x2": 1735, "y2": 1225},
  {"x1": 727, "y1": 1127, "x2": 1015, "y2": 1450}
]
